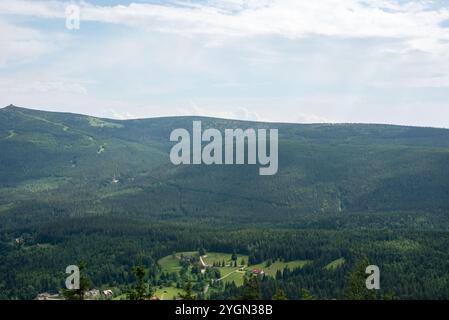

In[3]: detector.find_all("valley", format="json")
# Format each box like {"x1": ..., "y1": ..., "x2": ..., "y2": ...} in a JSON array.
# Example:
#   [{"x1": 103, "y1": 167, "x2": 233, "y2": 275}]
[{"x1": 115, "y1": 251, "x2": 321, "y2": 300}]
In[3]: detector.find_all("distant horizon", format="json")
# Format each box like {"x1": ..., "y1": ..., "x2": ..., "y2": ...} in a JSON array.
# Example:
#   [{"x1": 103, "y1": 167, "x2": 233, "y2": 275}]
[{"x1": 4, "y1": 103, "x2": 449, "y2": 130}]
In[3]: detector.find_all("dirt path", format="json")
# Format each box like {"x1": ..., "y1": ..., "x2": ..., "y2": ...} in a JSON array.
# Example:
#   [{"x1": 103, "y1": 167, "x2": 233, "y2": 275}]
[
  {"x1": 218, "y1": 270, "x2": 237, "y2": 281},
  {"x1": 200, "y1": 255, "x2": 208, "y2": 268}
]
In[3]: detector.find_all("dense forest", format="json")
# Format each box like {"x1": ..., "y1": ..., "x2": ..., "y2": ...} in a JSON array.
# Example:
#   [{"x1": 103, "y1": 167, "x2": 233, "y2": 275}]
[{"x1": 1, "y1": 105, "x2": 449, "y2": 300}]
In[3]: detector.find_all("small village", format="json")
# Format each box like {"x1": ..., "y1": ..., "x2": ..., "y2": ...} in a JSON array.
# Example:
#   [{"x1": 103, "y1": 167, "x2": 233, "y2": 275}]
[{"x1": 34, "y1": 252, "x2": 270, "y2": 300}]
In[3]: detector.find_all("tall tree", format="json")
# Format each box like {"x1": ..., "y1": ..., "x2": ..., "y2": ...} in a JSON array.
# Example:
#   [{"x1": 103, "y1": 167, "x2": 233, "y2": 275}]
[
  {"x1": 62, "y1": 261, "x2": 91, "y2": 300},
  {"x1": 345, "y1": 257, "x2": 377, "y2": 300},
  {"x1": 178, "y1": 281, "x2": 196, "y2": 300},
  {"x1": 231, "y1": 251, "x2": 237, "y2": 261},
  {"x1": 127, "y1": 259, "x2": 153, "y2": 300},
  {"x1": 272, "y1": 287, "x2": 288, "y2": 300},
  {"x1": 241, "y1": 276, "x2": 261, "y2": 300},
  {"x1": 301, "y1": 289, "x2": 315, "y2": 300}
]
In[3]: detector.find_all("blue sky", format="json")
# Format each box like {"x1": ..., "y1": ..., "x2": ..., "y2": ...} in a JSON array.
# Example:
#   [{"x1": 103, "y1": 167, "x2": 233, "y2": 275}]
[{"x1": 1, "y1": 0, "x2": 449, "y2": 127}]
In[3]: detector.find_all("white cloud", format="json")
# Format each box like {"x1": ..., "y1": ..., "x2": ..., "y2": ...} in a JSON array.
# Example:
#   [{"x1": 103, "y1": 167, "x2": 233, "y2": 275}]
[
  {"x1": 0, "y1": 76, "x2": 92, "y2": 95},
  {"x1": 1, "y1": 1, "x2": 449, "y2": 41},
  {"x1": 176, "y1": 101, "x2": 261, "y2": 121},
  {"x1": 102, "y1": 109, "x2": 137, "y2": 120},
  {"x1": 296, "y1": 113, "x2": 334, "y2": 124},
  {"x1": 0, "y1": 20, "x2": 61, "y2": 67},
  {"x1": 77, "y1": 0, "x2": 449, "y2": 44},
  {"x1": 0, "y1": 0, "x2": 64, "y2": 18}
]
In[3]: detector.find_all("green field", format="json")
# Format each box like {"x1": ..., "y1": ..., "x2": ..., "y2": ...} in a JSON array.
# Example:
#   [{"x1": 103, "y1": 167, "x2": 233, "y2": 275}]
[
  {"x1": 202, "y1": 252, "x2": 248, "y2": 267},
  {"x1": 218, "y1": 269, "x2": 246, "y2": 286},
  {"x1": 156, "y1": 252, "x2": 312, "y2": 298},
  {"x1": 158, "y1": 251, "x2": 198, "y2": 273},
  {"x1": 154, "y1": 287, "x2": 184, "y2": 300},
  {"x1": 87, "y1": 116, "x2": 123, "y2": 128},
  {"x1": 99, "y1": 254, "x2": 346, "y2": 300},
  {"x1": 251, "y1": 260, "x2": 311, "y2": 277},
  {"x1": 114, "y1": 286, "x2": 185, "y2": 300}
]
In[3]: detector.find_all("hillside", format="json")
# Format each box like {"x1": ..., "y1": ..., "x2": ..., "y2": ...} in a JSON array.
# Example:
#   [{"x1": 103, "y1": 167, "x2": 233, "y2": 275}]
[
  {"x1": 1, "y1": 105, "x2": 449, "y2": 299},
  {"x1": 2, "y1": 105, "x2": 449, "y2": 227}
]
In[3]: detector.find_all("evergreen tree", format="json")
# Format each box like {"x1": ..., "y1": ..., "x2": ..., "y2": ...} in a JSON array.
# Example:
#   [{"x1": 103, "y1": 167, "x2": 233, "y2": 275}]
[
  {"x1": 241, "y1": 276, "x2": 261, "y2": 300},
  {"x1": 345, "y1": 257, "x2": 377, "y2": 300},
  {"x1": 127, "y1": 259, "x2": 153, "y2": 300},
  {"x1": 272, "y1": 287, "x2": 288, "y2": 300},
  {"x1": 302, "y1": 289, "x2": 315, "y2": 300},
  {"x1": 265, "y1": 259, "x2": 273, "y2": 267},
  {"x1": 62, "y1": 261, "x2": 91, "y2": 300},
  {"x1": 231, "y1": 251, "x2": 237, "y2": 261},
  {"x1": 178, "y1": 281, "x2": 196, "y2": 300},
  {"x1": 275, "y1": 270, "x2": 282, "y2": 280}
]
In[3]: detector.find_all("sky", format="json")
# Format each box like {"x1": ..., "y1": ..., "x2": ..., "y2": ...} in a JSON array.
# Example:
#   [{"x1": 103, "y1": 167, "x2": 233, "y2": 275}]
[{"x1": 1, "y1": 0, "x2": 449, "y2": 127}]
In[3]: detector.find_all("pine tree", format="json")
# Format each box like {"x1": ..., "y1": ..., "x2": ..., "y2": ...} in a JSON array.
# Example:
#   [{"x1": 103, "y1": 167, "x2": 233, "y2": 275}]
[
  {"x1": 301, "y1": 289, "x2": 315, "y2": 300},
  {"x1": 241, "y1": 275, "x2": 261, "y2": 300},
  {"x1": 62, "y1": 261, "x2": 91, "y2": 300},
  {"x1": 178, "y1": 281, "x2": 196, "y2": 300},
  {"x1": 272, "y1": 287, "x2": 288, "y2": 300},
  {"x1": 127, "y1": 259, "x2": 153, "y2": 300},
  {"x1": 275, "y1": 270, "x2": 282, "y2": 280},
  {"x1": 231, "y1": 251, "x2": 237, "y2": 261},
  {"x1": 345, "y1": 257, "x2": 377, "y2": 300}
]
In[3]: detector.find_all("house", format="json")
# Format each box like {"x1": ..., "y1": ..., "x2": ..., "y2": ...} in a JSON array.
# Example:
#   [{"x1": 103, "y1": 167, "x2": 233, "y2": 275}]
[
  {"x1": 251, "y1": 268, "x2": 265, "y2": 276},
  {"x1": 35, "y1": 292, "x2": 63, "y2": 300},
  {"x1": 102, "y1": 289, "x2": 114, "y2": 299},
  {"x1": 180, "y1": 256, "x2": 191, "y2": 263},
  {"x1": 85, "y1": 289, "x2": 101, "y2": 300}
]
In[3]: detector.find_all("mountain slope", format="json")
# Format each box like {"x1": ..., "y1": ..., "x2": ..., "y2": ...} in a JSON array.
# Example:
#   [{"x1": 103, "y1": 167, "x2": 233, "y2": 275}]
[{"x1": 2, "y1": 105, "x2": 449, "y2": 228}]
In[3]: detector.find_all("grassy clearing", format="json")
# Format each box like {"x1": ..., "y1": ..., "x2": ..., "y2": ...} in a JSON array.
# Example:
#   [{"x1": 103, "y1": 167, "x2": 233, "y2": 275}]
[
  {"x1": 251, "y1": 260, "x2": 311, "y2": 277},
  {"x1": 158, "y1": 251, "x2": 198, "y2": 273},
  {"x1": 16, "y1": 177, "x2": 68, "y2": 193},
  {"x1": 218, "y1": 269, "x2": 245, "y2": 286},
  {"x1": 158, "y1": 255, "x2": 183, "y2": 273},
  {"x1": 154, "y1": 287, "x2": 184, "y2": 300},
  {"x1": 87, "y1": 117, "x2": 123, "y2": 129},
  {"x1": 324, "y1": 257, "x2": 346, "y2": 270},
  {"x1": 117, "y1": 252, "x2": 319, "y2": 300},
  {"x1": 203, "y1": 252, "x2": 248, "y2": 267}
]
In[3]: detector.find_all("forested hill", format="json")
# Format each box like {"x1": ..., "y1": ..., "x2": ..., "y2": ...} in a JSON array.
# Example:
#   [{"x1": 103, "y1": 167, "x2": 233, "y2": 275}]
[
  {"x1": 3, "y1": 105, "x2": 449, "y2": 300},
  {"x1": 1, "y1": 104, "x2": 449, "y2": 227}
]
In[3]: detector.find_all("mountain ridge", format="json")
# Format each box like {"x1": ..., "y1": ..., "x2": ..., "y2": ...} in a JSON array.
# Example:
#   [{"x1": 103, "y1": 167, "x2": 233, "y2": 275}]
[{"x1": 2, "y1": 104, "x2": 448, "y2": 130}]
